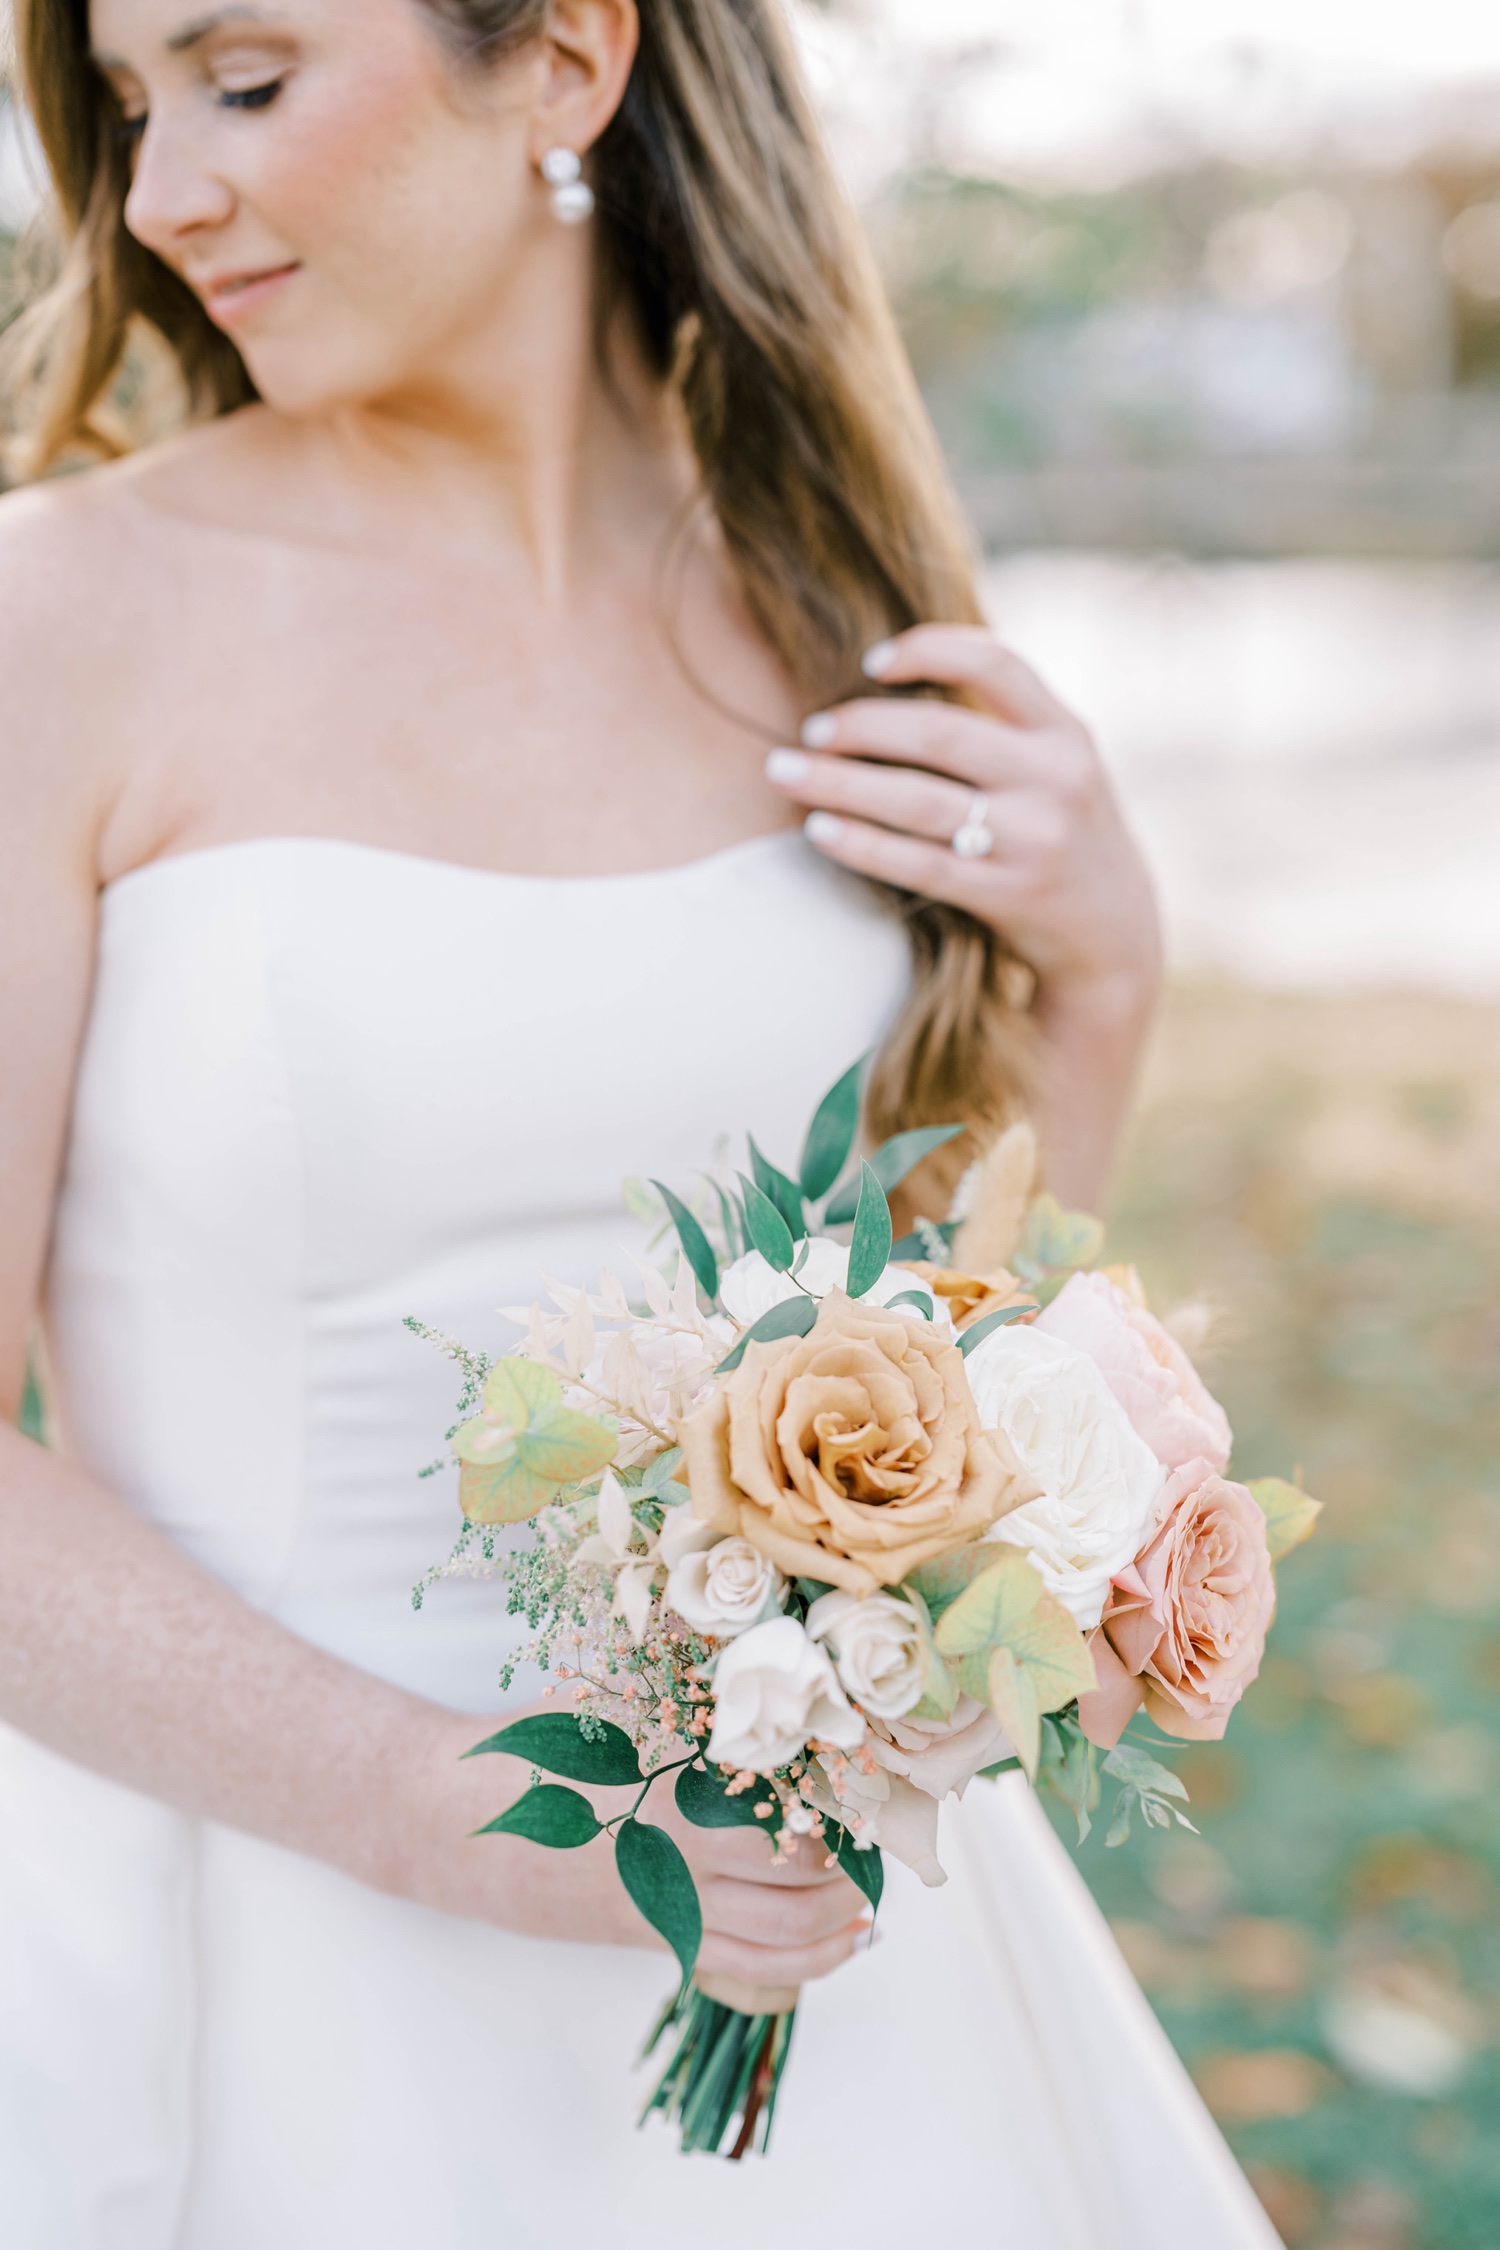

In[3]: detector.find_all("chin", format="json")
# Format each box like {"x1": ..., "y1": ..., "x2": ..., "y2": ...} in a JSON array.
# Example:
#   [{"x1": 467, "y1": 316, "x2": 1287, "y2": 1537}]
[{"x1": 233, "y1": 339, "x2": 398, "y2": 421}]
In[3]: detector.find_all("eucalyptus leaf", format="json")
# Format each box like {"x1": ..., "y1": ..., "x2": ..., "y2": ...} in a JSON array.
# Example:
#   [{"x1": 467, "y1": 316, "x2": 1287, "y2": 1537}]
[
  {"x1": 846, "y1": 1162, "x2": 893, "y2": 1299},
  {"x1": 463, "y1": 1712, "x2": 642, "y2": 1786},
  {"x1": 716, "y1": 1292, "x2": 818, "y2": 1372},
  {"x1": 674, "y1": 1761, "x2": 776, "y2": 1829},
  {"x1": 748, "y1": 1137, "x2": 807, "y2": 1242},
  {"x1": 1105, "y1": 1789, "x2": 1137, "y2": 1848},
  {"x1": 651, "y1": 1180, "x2": 720, "y2": 1304},
  {"x1": 823, "y1": 1819, "x2": 884, "y2": 1913},
  {"x1": 1104, "y1": 1743, "x2": 1189, "y2": 1803},
  {"x1": 616, "y1": 1817, "x2": 702, "y2": 1985},
  {"x1": 737, "y1": 1173, "x2": 796, "y2": 1273},
  {"x1": 475, "y1": 1782, "x2": 601, "y2": 1848},
  {"x1": 640, "y1": 1446, "x2": 684, "y2": 1495},
  {"x1": 453, "y1": 1358, "x2": 617, "y2": 1525},
  {"x1": 799, "y1": 1054, "x2": 868, "y2": 1203},
  {"x1": 884, "y1": 1288, "x2": 934, "y2": 1318},
  {"x1": 956, "y1": 1303, "x2": 1037, "y2": 1357},
  {"x1": 826, "y1": 1124, "x2": 966, "y2": 1221}
]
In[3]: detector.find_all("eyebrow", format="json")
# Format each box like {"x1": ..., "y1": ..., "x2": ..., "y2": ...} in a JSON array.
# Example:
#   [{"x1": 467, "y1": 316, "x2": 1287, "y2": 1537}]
[{"x1": 91, "y1": 5, "x2": 287, "y2": 67}]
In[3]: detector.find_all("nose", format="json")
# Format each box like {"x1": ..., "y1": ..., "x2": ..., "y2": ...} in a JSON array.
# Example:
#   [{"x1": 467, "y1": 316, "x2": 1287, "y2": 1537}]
[{"x1": 122, "y1": 112, "x2": 236, "y2": 260}]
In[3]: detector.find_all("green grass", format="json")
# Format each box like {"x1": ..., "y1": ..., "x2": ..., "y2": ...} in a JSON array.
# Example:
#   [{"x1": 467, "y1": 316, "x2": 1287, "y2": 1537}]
[{"x1": 1061, "y1": 987, "x2": 1500, "y2": 2250}]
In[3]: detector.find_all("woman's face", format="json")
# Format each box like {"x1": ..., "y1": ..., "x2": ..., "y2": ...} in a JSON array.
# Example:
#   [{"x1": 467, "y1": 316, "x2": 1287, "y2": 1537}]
[{"x1": 90, "y1": 0, "x2": 553, "y2": 414}]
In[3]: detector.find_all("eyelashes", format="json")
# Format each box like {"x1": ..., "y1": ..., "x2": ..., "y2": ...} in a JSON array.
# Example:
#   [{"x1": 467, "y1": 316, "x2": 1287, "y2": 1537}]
[{"x1": 110, "y1": 78, "x2": 285, "y2": 144}]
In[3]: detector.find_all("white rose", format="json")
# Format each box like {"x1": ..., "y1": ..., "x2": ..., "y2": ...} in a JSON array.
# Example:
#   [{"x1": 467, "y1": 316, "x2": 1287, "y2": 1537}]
[
  {"x1": 962, "y1": 1324, "x2": 1165, "y2": 1630},
  {"x1": 805, "y1": 1589, "x2": 926, "y2": 1719},
  {"x1": 666, "y1": 1536, "x2": 785, "y2": 1639},
  {"x1": 718, "y1": 1237, "x2": 945, "y2": 1330},
  {"x1": 707, "y1": 1616, "x2": 866, "y2": 1774}
]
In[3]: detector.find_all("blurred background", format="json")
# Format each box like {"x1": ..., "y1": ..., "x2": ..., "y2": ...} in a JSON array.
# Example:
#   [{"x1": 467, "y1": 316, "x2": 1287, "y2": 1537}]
[
  {"x1": 4, "y1": 4, "x2": 1499, "y2": 2242},
  {"x1": 795, "y1": 5, "x2": 1500, "y2": 2246}
]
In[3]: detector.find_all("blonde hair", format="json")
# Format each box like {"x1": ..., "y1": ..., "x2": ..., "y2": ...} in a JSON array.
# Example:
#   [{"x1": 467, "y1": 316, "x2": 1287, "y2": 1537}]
[{"x1": 4, "y1": 0, "x2": 1035, "y2": 1156}]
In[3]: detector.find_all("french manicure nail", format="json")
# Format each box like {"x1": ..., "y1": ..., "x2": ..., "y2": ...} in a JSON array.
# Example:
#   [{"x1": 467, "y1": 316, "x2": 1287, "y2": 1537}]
[
  {"x1": 765, "y1": 746, "x2": 810, "y2": 784},
  {"x1": 801, "y1": 713, "x2": 838, "y2": 750},
  {"x1": 804, "y1": 811, "x2": 842, "y2": 846},
  {"x1": 861, "y1": 638, "x2": 896, "y2": 678}
]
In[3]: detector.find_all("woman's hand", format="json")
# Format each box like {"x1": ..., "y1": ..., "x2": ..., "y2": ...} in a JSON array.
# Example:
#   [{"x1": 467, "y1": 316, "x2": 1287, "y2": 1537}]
[
  {"x1": 403, "y1": 1705, "x2": 869, "y2": 1992},
  {"x1": 766, "y1": 623, "x2": 1164, "y2": 1208}
]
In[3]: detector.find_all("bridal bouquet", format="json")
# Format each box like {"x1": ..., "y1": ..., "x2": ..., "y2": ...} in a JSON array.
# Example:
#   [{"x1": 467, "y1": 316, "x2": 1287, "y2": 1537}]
[{"x1": 414, "y1": 1059, "x2": 1317, "y2": 2158}]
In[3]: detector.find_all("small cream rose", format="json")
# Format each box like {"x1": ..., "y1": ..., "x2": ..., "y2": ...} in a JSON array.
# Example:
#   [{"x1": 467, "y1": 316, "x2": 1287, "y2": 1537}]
[
  {"x1": 805, "y1": 1589, "x2": 926, "y2": 1719},
  {"x1": 707, "y1": 1616, "x2": 866, "y2": 1774},
  {"x1": 666, "y1": 1536, "x2": 784, "y2": 1639}
]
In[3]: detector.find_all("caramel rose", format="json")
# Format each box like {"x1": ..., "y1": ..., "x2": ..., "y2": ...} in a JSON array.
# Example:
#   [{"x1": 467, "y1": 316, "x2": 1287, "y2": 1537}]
[
  {"x1": 897, "y1": 1261, "x2": 1034, "y2": 1331},
  {"x1": 678, "y1": 1292, "x2": 1032, "y2": 1598}
]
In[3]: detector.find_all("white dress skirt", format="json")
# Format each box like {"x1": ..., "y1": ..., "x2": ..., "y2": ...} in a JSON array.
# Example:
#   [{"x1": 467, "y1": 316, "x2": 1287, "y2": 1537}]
[{"x1": 0, "y1": 834, "x2": 1279, "y2": 2248}]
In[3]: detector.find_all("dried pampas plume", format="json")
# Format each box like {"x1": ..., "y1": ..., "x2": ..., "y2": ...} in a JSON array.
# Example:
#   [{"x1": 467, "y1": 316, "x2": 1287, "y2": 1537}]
[{"x1": 950, "y1": 1120, "x2": 1039, "y2": 1275}]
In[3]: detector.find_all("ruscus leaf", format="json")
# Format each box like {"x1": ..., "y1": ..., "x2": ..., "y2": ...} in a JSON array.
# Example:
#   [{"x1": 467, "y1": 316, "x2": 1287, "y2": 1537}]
[
  {"x1": 475, "y1": 1783, "x2": 600, "y2": 1848},
  {"x1": 846, "y1": 1161, "x2": 893, "y2": 1298},
  {"x1": 674, "y1": 1762, "x2": 776, "y2": 1828},
  {"x1": 884, "y1": 1288, "x2": 934, "y2": 1318},
  {"x1": 616, "y1": 1818, "x2": 702, "y2": 1985},
  {"x1": 957, "y1": 1303, "x2": 1037, "y2": 1357},
  {"x1": 748, "y1": 1137, "x2": 807, "y2": 1243},
  {"x1": 823, "y1": 1819, "x2": 885, "y2": 1913},
  {"x1": 463, "y1": 1712, "x2": 643, "y2": 1785},
  {"x1": 651, "y1": 1180, "x2": 720, "y2": 1304},
  {"x1": 737, "y1": 1172, "x2": 796, "y2": 1272},
  {"x1": 799, "y1": 1055, "x2": 868, "y2": 1203}
]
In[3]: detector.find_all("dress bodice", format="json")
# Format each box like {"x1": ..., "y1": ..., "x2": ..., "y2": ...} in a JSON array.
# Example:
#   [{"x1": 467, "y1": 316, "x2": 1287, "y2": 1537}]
[{"x1": 45, "y1": 833, "x2": 911, "y2": 1710}]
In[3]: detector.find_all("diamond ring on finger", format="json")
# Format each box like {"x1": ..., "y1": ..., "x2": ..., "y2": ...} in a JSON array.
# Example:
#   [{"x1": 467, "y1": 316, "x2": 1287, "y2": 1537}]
[{"x1": 950, "y1": 792, "x2": 995, "y2": 860}]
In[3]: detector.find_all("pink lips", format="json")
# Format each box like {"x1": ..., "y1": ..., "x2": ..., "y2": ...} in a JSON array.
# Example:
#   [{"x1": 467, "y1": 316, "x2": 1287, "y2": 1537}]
[{"x1": 198, "y1": 263, "x2": 300, "y2": 327}]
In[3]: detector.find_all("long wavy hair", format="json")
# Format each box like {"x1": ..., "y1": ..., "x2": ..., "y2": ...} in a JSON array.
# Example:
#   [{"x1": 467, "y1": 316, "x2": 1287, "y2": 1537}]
[{"x1": 3, "y1": 0, "x2": 1036, "y2": 1164}]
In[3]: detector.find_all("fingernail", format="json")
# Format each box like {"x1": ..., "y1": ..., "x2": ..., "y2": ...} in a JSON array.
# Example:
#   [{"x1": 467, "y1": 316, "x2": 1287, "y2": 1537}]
[
  {"x1": 801, "y1": 713, "x2": 838, "y2": 750},
  {"x1": 804, "y1": 811, "x2": 843, "y2": 847},
  {"x1": 861, "y1": 639, "x2": 896, "y2": 678},
  {"x1": 765, "y1": 746, "x2": 810, "y2": 784}
]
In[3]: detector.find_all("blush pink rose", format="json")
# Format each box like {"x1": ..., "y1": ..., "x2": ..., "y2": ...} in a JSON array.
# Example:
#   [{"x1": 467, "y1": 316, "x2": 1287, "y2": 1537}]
[
  {"x1": 1078, "y1": 1458, "x2": 1275, "y2": 1745},
  {"x1": 1036, "y1": 1270, "x2": 1231, "y2": 1472}
]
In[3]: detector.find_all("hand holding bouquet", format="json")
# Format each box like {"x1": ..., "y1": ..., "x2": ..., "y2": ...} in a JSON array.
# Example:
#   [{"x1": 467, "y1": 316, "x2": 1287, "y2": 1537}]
[{"x1": 414, "y1": 1060, "x2": 1318, "y2": 2156}]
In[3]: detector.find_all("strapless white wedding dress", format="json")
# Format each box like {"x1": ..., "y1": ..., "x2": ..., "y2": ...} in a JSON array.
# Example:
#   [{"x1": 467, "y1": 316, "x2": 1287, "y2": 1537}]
[{"x1": 1, "y1": 833, "x2": 1277, "y2": 2249}]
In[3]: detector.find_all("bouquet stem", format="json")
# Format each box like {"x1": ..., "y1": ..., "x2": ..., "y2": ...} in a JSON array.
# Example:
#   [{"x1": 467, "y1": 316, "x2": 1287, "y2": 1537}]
[{"x1": 640, "y1": 1973, "x2": 799, "y2": 2158}]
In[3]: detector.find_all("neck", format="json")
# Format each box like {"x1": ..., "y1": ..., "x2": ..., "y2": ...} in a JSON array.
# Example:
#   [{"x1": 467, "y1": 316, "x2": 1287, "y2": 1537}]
[{"x1": 312, "y1": 227, "x2": 692, "y2": 600}]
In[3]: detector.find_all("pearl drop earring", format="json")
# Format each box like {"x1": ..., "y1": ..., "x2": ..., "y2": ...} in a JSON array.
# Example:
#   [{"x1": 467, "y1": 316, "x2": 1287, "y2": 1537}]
[{"x1": 541, "y1": 147, "x2": 595, "y2": 226}]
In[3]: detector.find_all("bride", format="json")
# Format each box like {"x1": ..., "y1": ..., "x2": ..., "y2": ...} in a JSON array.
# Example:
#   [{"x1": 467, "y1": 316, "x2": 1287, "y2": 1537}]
[{"x1": 0, "y1": 2, "x2": 1277, "y2": 2244}]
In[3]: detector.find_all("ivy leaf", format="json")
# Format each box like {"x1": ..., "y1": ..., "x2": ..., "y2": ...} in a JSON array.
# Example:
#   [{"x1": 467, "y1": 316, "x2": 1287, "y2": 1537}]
[
  {"x1": 716, "y1": 1293, "x2": 818, "y2": 1373},
  {"x1": 463, "y1": 1712, "x2": 642, "y2": 1785},
  {"x1": 453, "y1": 1358, "x2": 617, "y2": 1524},
  {"x1": 651, "y1": 1180, "x2": 719, "y2": 1304},
  {"x1": 908, "y1": 1543, "x2": 1010, "y2": 1626},
  {"x1": 933, "y1": 1551, "x2": 1098, "y2": 1779},
  {"x1": 824, "y1": 1124, "x2": 965, "y2": 1223},
  {"x1": 799, "y1": 1054, "x2": 869, "y2": 1202},
  {"x1": 901, "y1": 1582, "x2": 960, "y2": 1722},
  {"x1": 823, "y1": 1819, "x2": 885, "y2": 1913},
  {"x1": 748, "y1": 1137, "x2": 807, "y2": 1243},
  {"x1": 1246, "y1": 1476, "x2": 1322, "y2": 1563},
  {"x1": 846, "y1": 1162, "x2": 893, "y2": 1299},
  {"x1": 737, "y1": 1172, "x2": 796, "y2": 1272},
  {"x1": 475, "y1": 1783, "x2": 601, "y2": 1848},
  {"x1": 674, "y1": 1761, "x2": 776, "y2": 1829},
  {"x1": 957, "y1": 1303, "x2": 1037, "y2": 1357},
  {"x1": 616, "y1": 1818, "x2": 702, "y2": 1985},
  {"x1": 1012, "y1": 1193, "x2": 1105, "y2": 1281},
  {"x1": 1104, "y1": 1743, "x2": 1189, "y2": 1803}
]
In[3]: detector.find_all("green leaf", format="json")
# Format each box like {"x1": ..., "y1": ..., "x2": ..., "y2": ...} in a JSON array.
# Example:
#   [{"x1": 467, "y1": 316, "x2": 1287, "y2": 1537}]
[
  {"x1": 748, "y1": 1137, "x2": 807, "y2": 1243},
  {"x1": 463, "y1": 1713, "x2": 643, "y2": 1785},
  {"x1": 706, "y1": 1175, "x2": 745, "y2": 1260},
  {"x1": 1105, "y1": 1789, "x2": 1136, "y2": 1848},
  {"x1": 823, "y1": 1819, "x2": 884, "y2": 1912},
  {"x1": 846, "y1": 1162, "x2": 893, "y2": 1298},
  {"x1": 1104, "y1": 1743, "x2": 1189, "y2": 1803},
  {"x1": 890, "y1": 1225, "x2": 956, "y2": 1260},
  {"x1": 901, "y1": 1582, "x2": 960, "y2": 1721},
  {"x1": 957, "y1": 1303, "x2": 1037, "y2": 1357},
  {"x1": 1246, "y1": 1476, "x2": 1322, "y2": 1563},
  {"x1": 640, "y1": 1445, "x2": 684, "y2": 1495},
  {"x1": 826, "y1": 1124, "x2": 966, "y2": 1222},
  {"x1": 453, "y1": 1358, "x2": 617, "y2": 1524},
  {"x1": 616, "y1": 1818, "x2": 702, "y2": 1985},
  {"x1": 799, "y1": 1055, "x2": 868, "y2": 1203},
  {"x1": 1013, "y1": 1193, "x2": 1105, "y2": 1279},
  {"x1": 908, "y1": 1544, "x2": 1008, "y2": 1624},
  {"x1": 716, "y1": 1293, "x2": 818, "y2": 1372},
  {"x1": 650, "y1": 1180, "x2": 720, "y2": 1304},
  {"x1": 737, "y1": 1172, "x2": 796, "y2": 1272},
  {"x1": 932, "y1": 1550, "x2": 1097, "y2": 1778},
  {"x1": 475, "y1": 1782, "x2": 601, "y2": 1848},
  {"x1": 674, "y1": 1761, "x2": 776, "y2": 1828},
  {"x1": 1038, "y1": 1712, "x2": 1099, "y2": 1845},
  {"x1": 884, "y1": 1288, "x2": 933, "y2": 1318}
]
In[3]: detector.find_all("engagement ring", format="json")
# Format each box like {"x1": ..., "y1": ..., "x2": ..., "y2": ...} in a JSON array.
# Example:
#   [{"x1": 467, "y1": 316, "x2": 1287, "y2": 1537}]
[{"x1": 950, "y1": 793, "x2": 995, "y2": 860}]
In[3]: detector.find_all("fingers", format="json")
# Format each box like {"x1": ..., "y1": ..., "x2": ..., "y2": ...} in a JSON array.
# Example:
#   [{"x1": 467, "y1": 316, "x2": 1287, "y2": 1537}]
[
  {"x1": 673, "y1": 1818, "x2": 857, "y2": 1888},
  {"x1": 696, "y1": 1920, "x2": 868, "y2": 1990},
  {"x1": 861, "y1": 623, "x2": 1076, "y2": 730},
  {"x1": 698, "y1": 1872, "x2": 867, "y2": 1950},
  {"x1": 768, "y1": 745, "x2": 976, "y2": 843},
  {"x1": 797, "y1": 807, "x2": 1054, "y2": 919},
  {"x1": 797, "y1": 696, "x2": 1041, "y2": 791}
]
